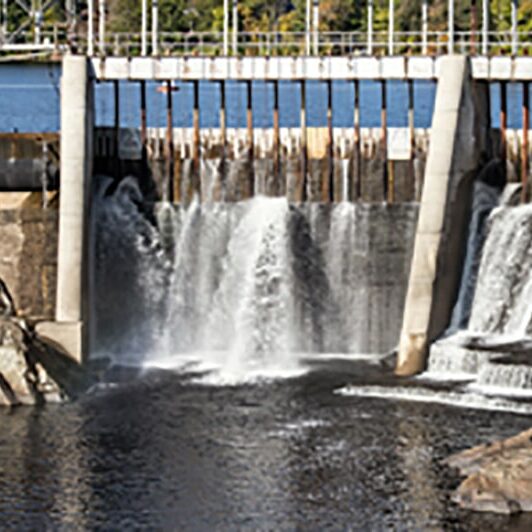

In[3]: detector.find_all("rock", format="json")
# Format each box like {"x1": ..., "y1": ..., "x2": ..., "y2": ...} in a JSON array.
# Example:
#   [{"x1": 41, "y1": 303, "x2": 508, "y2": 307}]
[
  {"x1": 447, "y1": 428, "x2": 532, "y2": 514},
  {"x1": 0, "y1": 319, "x2": 61, "y2": 406}
]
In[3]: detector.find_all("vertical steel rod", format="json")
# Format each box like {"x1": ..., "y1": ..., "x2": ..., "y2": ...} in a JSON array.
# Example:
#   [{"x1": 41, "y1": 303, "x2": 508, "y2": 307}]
[
  {"x1": 98, "y1": 0, "x2": 105, "y2": 55},
  {"x1": 113, "y1": 80, "x2": 120, "y2": 176},
  {"x1": 300, "y1": 80, "x2": 307, "y2": 201},
  {"x1": 421, "y1": 0, "x2": 428, "y2": 54},
  {"x1": 381, "y1": 80, "x2": 391, "y2": 203},
  {"x1": 481, "y1": 0, "x2": 488, "y2": 55},
  {"x1": 312, "y1": 0, "x2": 319, "y2": 56},
  {"x1": 87, "y1": 0, "x2": 94, "y2": 56},
  {"x1": 193, "y1": 80, "x2": 201, "y2": 198},
  {"x1": 367, "y1": 0, "x2": 373, "y2": 55},
  {"x1": 354, "y1": 79, "x2": 361, "y2": 201},
  {"x1": 500, "y1": 81, "x2": 507, "y2": 163},
  {"x1": 326, "y1": 79, "x2": 334, "y2": 201},
  {"x1": 408, "y1": 79, "x2": 416, "y2": 200},
  {"x1": 305, "y1": 0, "x2": 311, "y2": 55},
  {"x1": 247, "y1": 80, "x2": 254, "y2": 196},
  {"x1": 232, "y1": 0, "x2": 238, "y2": 55},
  {"x1": 140, "y1": 80, "x2": 147, "y2": 167},
  {"x1": 223, "y1": 0, "x2": 229, "y2": 55},
  {"x1": 511, "y1": 0, "x2": 518, "y2": 56},
  {"x1": 273, "y1": 80, "x2": 280, "y2": 187},
  {"x1": 388, "y1": 0, "x2": 394, "y2": 56},
  {"x1": 448, "y1": 0, "x2": 454, "y2": 54},
  {"x1": 521, "y1": 82, "x2": 529, "y2": 203},
  {"x1": 220, "y1": 81, "x2": 226, "y2": 189},
  {"x1": 141, "y1": 0, "x2": 147, "y2": 55},
  {"x1": 165, "y1": 81, "x2": 174, "y2": 202},
  {"x1": 151, "y1": 0, "x2": 159, "y2": 56}
]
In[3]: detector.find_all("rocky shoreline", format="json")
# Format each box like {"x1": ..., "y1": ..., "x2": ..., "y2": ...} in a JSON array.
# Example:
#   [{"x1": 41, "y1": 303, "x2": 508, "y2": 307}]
[
  {"x1": 0, "y1": 279, "x2": 94, "y2": 406},
  {"x1": 447, "y1": 428, "x2": 532, "y2": 514}
]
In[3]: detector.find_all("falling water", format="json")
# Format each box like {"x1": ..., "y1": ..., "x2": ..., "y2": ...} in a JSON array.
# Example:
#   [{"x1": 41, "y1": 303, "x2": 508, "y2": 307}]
[{"x1": 92, "y1": 176, "x2": 417, "y2": 381}]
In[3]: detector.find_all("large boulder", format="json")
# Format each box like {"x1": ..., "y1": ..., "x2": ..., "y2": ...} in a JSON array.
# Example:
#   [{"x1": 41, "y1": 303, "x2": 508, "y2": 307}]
[
  {"x1": 447, "y1": 428, "x2": 532, "y2": 514},
  {"x1": 0, "y1": 319, "x2": 61, "y2": 406}
]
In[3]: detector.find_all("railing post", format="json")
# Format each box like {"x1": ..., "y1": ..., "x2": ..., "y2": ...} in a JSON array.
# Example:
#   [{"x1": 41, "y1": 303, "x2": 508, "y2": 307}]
[
  {"x1": 98, "y1": 0, "x2": 105, "y2": 55},
  {"x1": 312, "y1": 0, "x2": 319, "y2": 56},
  {"x1": 141, "y1": 0, "x2": 147, "y2": 55},
  {"x1": 448, "y1": 0, "x2": 454, "y2": 54},
  {"x1": 421, "y1": 0, "x2": 428, "y2": 54},
  {"x1": 388, "y1": 0, "x2": 394, "y2": 56},
  {"x1": 232, "y1": 0, "x2": 238, "y2": 55},
  {"x1": 511, "y1": 0, "x2": 518, "y2": 56},
  {"x1": 481, "y1": 0, "x2": 488, "y2": 55},
  {"x1": 223, "y1": 0, "x2": 229, "y2": 55},
  {"x1": 151, "y1": 0, "x2": 159, "y2": 56},
  {"x1": 367, "y1": 0, "x2": 373, "y2": 55},
  {"x1": 87, "y1": 0, "x2": 94, "y2": 56},
  {"x1": 306, "y1": 0, "x2": 311, "y2": 55}
]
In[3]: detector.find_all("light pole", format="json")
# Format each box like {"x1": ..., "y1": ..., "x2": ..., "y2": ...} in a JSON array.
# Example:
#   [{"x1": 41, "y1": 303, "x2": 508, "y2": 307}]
[
  {"x1": 482, "y1": 0, "x2": 488, "y2": 55},
  {"x1": 223, "y1": 0, "x2": 229, "y2": 55},
  {"x1": 367, "y1": 0, "x2": 373, "y2": 55},
  {"x1": 388, "y1": 0, "x2": 394, "y2": 55},
  {"x1": 152, "y1": 0, "x2": 159, "y2": 56},
  {"x1": 312, "y1": 0, "x2": 319, "y2": 55},
  {"x1": 448, "y1": 0, "x2": 454, "y2": 54},
  {"x1": 141, "y1": 0, "x2": 147, "y2": 55},
  {"x1": 232, "y1": 0, "x2": 238, "y2": 55}
]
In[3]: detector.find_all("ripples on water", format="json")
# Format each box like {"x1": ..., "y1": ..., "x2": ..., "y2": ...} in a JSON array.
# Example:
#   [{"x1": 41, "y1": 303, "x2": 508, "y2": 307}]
[{"x1": 1, "y1": 360, "x2": 531, "y2": 530}]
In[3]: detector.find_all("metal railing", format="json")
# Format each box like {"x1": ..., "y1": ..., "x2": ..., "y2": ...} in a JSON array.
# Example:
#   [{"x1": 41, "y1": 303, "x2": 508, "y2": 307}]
[{"x1": 4, "y1": 29, "x2": 528, "y2": 58}]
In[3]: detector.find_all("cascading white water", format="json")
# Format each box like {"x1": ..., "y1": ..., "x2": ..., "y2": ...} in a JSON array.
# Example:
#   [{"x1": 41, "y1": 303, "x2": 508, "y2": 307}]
[
  {"x1": 426, "y1": 200, "x2": 532, "y2": 395},
  {"x1": 92, "y1": 176, "x2": 417, "y2": 381},
  {"x1": 469, "y1": 203, "x2": 532, "y2": 337}
]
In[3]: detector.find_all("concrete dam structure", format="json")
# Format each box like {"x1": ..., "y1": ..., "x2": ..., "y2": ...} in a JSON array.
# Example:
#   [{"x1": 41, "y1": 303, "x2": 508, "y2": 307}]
[{"x1": 1, "y1": 52, "x2": 532, "y2": 400}]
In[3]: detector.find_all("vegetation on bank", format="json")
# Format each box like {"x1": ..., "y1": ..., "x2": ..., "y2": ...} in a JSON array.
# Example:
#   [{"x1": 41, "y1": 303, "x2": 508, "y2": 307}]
[{"x1": 4, "y1": 0, "x2": 532, "y2": 35}]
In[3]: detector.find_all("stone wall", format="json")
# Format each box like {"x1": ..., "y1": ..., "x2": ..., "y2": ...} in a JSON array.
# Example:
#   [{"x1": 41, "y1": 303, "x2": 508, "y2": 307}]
[{"x1": 0, "y1": 192, "x2": 58, "y2": 321}]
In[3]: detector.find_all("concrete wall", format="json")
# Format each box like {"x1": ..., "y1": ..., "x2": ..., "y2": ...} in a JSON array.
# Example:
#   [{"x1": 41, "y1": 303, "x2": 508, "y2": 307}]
[
  {"x1": 36, "y1": 56, "x2": 94, "y2": 363},
  {"x1": 95, "y1": 126, "x2": 430, "y2": 204},
  {"x1": 0, "y1": 134, "x2": 59, "y2": 191},
  {"x1": 0, "y1": 192, "x2": 58, "y2": 320},
  {"x1": 396, "y1": 56, "x2": 492, "y2": 376}
]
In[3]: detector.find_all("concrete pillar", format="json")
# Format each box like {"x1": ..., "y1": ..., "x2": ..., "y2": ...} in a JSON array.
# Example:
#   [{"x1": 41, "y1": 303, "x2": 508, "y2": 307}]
[
  {"x1": 36, "y1": 56, "x2": 93, "y2": 363},
  {"x1": 396, "y1": 56, "x2": 490, "y2": 376}
]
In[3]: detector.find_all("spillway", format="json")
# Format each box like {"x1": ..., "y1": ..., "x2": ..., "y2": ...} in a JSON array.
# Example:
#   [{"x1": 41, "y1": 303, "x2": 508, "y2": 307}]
[{"x1": 91, "y1": 176, "x2": 417, "y2": 381}]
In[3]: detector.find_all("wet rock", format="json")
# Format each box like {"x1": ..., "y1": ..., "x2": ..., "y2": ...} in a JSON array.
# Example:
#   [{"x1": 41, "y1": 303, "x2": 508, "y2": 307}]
[{"x1": 447, "y1": 428, "x2": 532, "y2": 514}]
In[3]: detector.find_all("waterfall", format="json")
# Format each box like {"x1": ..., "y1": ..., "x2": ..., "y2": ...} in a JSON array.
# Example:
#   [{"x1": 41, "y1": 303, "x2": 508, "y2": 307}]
[
  {"x1": 468, "y1": 204, "x2": 532, "y2": 337},
  {"x1": 426, "y1": 200, "x2": 532, "y2": 395},
  {"x1": 92, "y1": 176, "x2": 417, "y2": 381}
]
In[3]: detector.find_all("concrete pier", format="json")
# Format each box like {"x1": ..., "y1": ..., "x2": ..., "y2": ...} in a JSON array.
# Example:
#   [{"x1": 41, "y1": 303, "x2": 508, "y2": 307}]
[
  {"x1": 36, "y1": 56, "x2": 94, "y2": 363},
  {"x1": 396, "y1": 56, "x2": 491, "y2": 376}
]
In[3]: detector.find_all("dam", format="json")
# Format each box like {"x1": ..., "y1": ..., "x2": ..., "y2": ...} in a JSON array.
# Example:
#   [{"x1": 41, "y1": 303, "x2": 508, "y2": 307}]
[{"x1": 1, "y1": 0, "x2": 532, "y2": 526}]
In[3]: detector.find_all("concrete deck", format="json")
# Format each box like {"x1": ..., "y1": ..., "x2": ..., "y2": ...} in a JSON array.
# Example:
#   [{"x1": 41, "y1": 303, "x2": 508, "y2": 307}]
[{"x1": 90, "y1": 56, "x2": 532, "y2": 81}]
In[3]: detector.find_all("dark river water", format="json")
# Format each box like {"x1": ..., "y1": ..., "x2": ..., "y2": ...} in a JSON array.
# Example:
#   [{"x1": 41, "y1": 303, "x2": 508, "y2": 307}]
[{"x1": 1, "y1": 359, "x2": 531, "y2": 531}]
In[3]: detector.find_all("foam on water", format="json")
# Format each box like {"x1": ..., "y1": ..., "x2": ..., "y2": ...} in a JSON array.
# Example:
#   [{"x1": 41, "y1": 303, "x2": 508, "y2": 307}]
[{"x1": 337, "y1": 385, "x2": 532, "y2": 415}]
